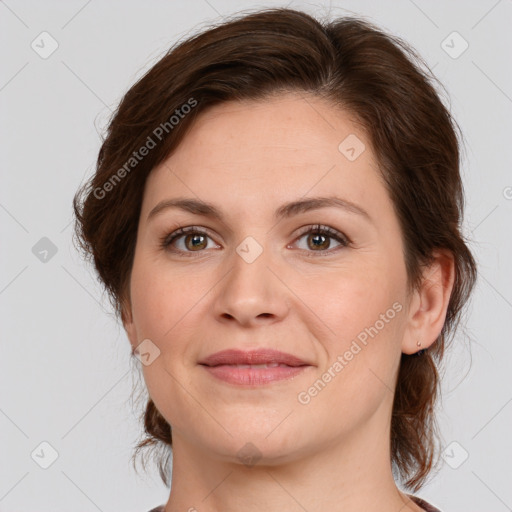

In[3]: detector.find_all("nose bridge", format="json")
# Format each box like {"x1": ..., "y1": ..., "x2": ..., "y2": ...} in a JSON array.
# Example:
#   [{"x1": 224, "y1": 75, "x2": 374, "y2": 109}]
[{"x1": 213, "y1": 237, "x2": 288, "y2": 326}]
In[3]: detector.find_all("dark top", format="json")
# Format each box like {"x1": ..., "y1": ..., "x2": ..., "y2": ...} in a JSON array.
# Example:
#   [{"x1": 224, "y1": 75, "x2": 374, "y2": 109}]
[
  {"x1": 148, "y1": 494, "x2": 442, "y2": 511},
  {"x1": 409, "y1": 494, "x2": 443, "y2": 511}
]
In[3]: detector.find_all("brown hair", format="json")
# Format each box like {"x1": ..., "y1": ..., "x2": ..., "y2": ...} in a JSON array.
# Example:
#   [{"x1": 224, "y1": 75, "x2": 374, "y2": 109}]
[{"x1": 73, "y1": 7, "x2": 477, "y2": 492}]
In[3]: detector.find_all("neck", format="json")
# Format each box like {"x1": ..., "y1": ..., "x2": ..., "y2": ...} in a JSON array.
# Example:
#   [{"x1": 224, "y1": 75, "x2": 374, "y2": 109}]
[{"x1": 163, "y1": 405, "x2": 423, "y2": 512}]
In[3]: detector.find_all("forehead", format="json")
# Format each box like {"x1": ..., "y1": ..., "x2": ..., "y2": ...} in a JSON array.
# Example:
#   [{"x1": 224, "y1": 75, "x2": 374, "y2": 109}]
[{"x1": 141, "y1": 93, "x2": 384, "y2": 218}]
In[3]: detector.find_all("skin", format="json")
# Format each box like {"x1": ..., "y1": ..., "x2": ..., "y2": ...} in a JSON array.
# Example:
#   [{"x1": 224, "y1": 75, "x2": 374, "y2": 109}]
[{"x1": 123, "y1": 93, "x2": 454, "y2": 512}]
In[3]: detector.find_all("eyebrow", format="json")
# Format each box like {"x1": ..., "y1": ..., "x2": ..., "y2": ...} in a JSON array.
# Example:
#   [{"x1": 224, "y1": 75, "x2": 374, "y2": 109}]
[{"x1": 147, "y1": 196, "x2": 371, "y2": 223}]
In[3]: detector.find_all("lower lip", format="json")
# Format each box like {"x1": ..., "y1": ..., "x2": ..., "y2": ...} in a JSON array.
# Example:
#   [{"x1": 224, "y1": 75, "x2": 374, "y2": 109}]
[{"x1": 201, "y1": 364, "x2": 310, "y2": 386}]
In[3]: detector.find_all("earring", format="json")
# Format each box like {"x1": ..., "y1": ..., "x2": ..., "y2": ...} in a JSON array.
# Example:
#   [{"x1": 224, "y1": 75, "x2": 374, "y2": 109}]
[{"x1": 416, "y1": 340, "x2": 426, "y2": 356}]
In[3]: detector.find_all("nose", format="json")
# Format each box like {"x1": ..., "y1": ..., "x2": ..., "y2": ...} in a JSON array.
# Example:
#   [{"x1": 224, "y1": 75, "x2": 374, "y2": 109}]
[{"x1": 212, "y1": 245, "x2": 290, "y2": 327}]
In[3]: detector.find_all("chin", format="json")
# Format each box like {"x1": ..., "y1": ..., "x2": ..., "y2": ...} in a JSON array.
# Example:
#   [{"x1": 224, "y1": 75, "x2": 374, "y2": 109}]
[{"x1": 192, "y1": 418, "x2": 314, "y2": 465}]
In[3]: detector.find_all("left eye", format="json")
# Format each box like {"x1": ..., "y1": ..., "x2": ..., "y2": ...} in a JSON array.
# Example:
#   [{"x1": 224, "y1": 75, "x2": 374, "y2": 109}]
[{"x1": 292, "y1": 225, "x2": 349, "y2": 254}]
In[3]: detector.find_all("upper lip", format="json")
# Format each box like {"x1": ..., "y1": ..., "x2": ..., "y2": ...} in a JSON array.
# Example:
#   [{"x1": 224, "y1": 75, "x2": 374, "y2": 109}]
[{"x1": 199, "y1": 349, "x2": 310, "y2": 367}]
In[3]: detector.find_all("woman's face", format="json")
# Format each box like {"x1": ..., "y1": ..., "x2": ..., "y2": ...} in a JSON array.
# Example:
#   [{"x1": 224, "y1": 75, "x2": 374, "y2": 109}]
[{"x1": 124, "y1": 93, "x2": 413, "y2": 463}]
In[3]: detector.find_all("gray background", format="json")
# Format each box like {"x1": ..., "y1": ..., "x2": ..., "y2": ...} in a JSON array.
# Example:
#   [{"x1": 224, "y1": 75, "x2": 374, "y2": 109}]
[{"x1": 1, "y1": 1, "x2": 511, "y2": 511}]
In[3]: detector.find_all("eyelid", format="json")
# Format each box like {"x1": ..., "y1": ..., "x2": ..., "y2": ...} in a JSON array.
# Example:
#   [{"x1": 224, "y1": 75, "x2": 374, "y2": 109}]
[
  {"x1": 159, "y1": 226, "x2": 218, "y2": 255},
  {"x1": 293, "y1": 224, "x2": 350, "y2": 244},
  {"x1": 289, "y1": 224, "x2": 351, "y2": 256}
]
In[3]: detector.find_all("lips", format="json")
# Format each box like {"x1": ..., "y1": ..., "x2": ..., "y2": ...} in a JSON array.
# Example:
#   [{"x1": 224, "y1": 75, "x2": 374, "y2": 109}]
[
  {"x1": 199, "y1": 349, "x2": 312, "y2": 386},
  {"x1": 199, "y1": 348, "x2": 309, "y2": 367}
]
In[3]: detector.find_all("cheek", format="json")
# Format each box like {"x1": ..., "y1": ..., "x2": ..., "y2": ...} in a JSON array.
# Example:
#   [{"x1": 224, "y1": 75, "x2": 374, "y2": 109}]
[
  {"x1": 295, "y1": 259, "x2": 406, "y2": 398},
  {"x1": 129, "y1": 254, "x2": 204, "y2": 340},
  {"x1": 295, "y1": 272, "x2": 404, "y2": 435},
  {"x1": 297, "y1": 260, "x2": 405, "y2": 347},
  {"x1": 129, "y1": 260, "x2": 207, "y2": 427}
]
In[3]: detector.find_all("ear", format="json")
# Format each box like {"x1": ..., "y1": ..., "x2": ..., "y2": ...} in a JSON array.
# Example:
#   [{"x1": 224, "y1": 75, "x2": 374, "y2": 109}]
[
  {"x1": 401, "y1": 250, "x2": 455, "y2": 355},
  {"x1": 121, "y1": 296, "x2": 138, "y2": 353}
]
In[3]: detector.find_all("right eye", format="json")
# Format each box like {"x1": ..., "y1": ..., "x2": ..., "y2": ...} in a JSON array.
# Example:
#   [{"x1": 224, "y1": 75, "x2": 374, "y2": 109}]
[{"x1": 160, "y1": 226, "x2": 220, "y2": 255}]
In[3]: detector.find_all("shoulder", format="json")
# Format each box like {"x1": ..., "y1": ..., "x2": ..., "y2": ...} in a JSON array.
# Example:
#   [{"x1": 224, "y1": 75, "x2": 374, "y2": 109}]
[{"x1": 408, "y1": 494, "x2": 443, "y2": 512}]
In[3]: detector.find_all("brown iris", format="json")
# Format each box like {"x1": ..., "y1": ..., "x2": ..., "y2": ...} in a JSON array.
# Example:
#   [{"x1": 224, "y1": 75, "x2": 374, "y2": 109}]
[
  {"x1": 185, "y1": 233, "x2": 208, "y2": 251},
  {"x1": 308, "y1": 233, "x2": 330, "y2": 250}
]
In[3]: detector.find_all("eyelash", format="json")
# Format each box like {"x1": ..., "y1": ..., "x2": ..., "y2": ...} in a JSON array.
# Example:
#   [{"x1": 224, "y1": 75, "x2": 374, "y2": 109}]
[{"x1": 159, "y1": 224, "x2": 351, "y2": 258}]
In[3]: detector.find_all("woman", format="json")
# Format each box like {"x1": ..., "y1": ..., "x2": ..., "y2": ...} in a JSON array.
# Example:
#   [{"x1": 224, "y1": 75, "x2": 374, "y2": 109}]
[{"x1": 73, "y1": 7, "x2": 477, "y2": 512}]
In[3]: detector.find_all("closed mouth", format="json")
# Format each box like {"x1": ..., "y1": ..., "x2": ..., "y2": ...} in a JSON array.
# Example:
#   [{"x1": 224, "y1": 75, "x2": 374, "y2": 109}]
[{"x1": 199, "y1": 348, "x2": 310, "y2": 368}]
